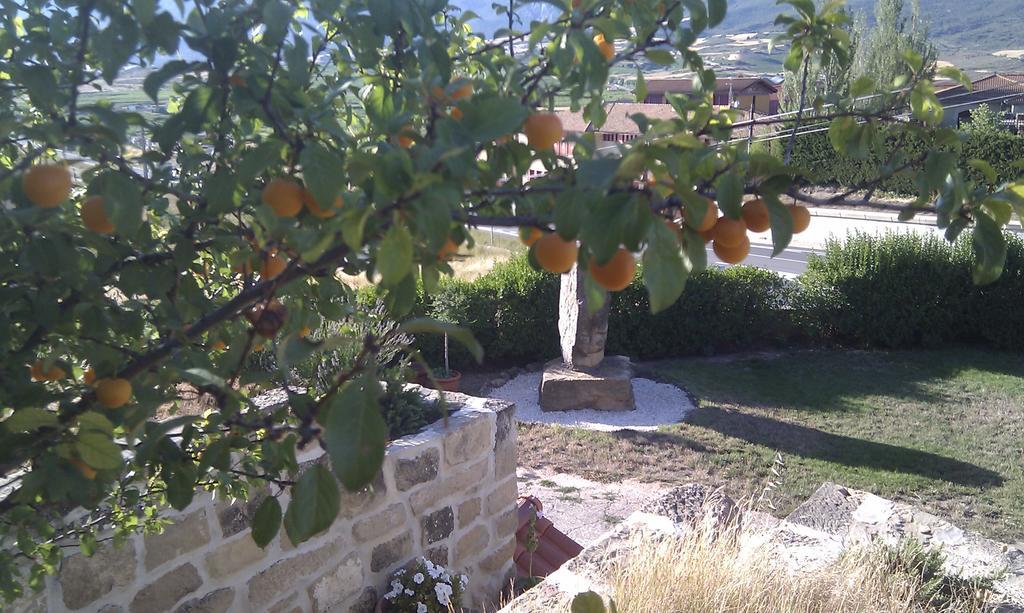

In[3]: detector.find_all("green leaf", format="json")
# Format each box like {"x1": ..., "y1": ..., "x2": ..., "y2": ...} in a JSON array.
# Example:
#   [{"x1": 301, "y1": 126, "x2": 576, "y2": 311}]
[
  {"x1": 971, "y1": 214, "x2": 1007, "y2": 285},
  {"x1": 77, "y1": 412, "x2": 114, "y2": 436},
  {"x1": 763, "y1": 195, "x2": 794, "y2": 256},
  {"x1": 300, "y1": 142, "x2": 345, "y2": 218},
  {"x1": 166, "y1": 463, "x2": 196, "y2": 510},
  {"x1": 102, "y1": 173, "x2": 144, "y2": 236},
  {"x1": 634, "y1": 68, "x2": 647, "y2": 103},
  {"x1": 645, "y1": 49, "x2": 675, "y2": 66},
  {"x1": 76, "y1": 433, "x2": 122, "y2": 470},
  {"x1": 283, "y1": 464, "x2": 340, "y2": 544},
  {"x1": 715, "y1": 173, "x2": 743, "y2": 219},
  {"x1": 968, "y1": 159, "x2": 997, "y2": 186},
  {"x1": 460, "y1": 94, "x2": 529, "y2": 143},
  {"x1": 682, "y1": 227, "x2": 708, "y2": 274},
  {"x1": 205, "y1": 168, "x2": 240, "y2": 214},
  {"x1": 143, "y1": 60, "x2": 194, "y2": 102},
  {"x1": 554, "y1": 190, "x2": 585, "y2": 240},
  {"x1": 252, "y1": 496, "x2": 282, "y2": 548},
  {"x1": 377, "y1": 224, "x2": 413, "y2": 287},
  {"x1": 642, "y1": 220, "x2": 687, "y2": 313},
  {"x1": 707, "y1": 0, "x2": 727, "y2": 27},
  {"x1": 572, "y1": 591, "x2": 607, "y2": 613},
  {"x1": 400, "y1": 318, "x2": 484, "y2": 363},
  {"x1": 321, "y1": 376, "x2": 387, "y2": 491},
  {"x1": 182, "y1": 368, "x2": 227, "y2": 390},
  {"x1": 3, "y1": 408, "x2": 58, "y2": 433}
]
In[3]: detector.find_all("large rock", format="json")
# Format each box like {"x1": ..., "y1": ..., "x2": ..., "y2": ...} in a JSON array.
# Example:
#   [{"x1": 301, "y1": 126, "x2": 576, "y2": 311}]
[
  {"x1": 558, "y1": 264, "x2": 610, "y2": 369},
  {"x1": 539, "y1": 356, "x2": 635, "y2": 411}
]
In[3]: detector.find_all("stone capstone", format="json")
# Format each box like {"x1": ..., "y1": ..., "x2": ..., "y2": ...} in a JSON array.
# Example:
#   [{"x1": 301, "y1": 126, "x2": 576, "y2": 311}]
[
  {"x1": 539, "y1": 356, "x2": 635, "y2": 411},
  {"x1": 558, "y1": 264, "x2": 610, "y2": 369},
  {"x1": 422, "y1": 506, "x2": 455, "y2": 545},
  {"x1": 642, "y1": 483, "x2": 740, "y2": 534},
  {"x1": 308, "y1": 552, "x2": 363, "y2": 613},
  {"x1": 444, "y1": 414, "x2": 493, "y2": 467},
  {"x1": 59, "y1": 541, "x2": 137, "y2": 610},
  {"x1": 129, "y1": 563, "x2": 202, "y2": 613},
  {"x1": 393, "y1": 447, "x2": 440, "y2": 491},
  {"x1": 370, "y1": 531, "x2": 413, "y2": 573}
]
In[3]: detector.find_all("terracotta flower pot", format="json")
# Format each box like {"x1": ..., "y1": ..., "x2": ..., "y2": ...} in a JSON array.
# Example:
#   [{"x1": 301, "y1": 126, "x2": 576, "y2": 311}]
[{"x1": 433, "y1": 370, "x2": 462, "y2": 392}]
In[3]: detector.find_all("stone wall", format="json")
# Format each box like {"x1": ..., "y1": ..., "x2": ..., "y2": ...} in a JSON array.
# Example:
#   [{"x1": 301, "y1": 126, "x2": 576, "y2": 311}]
[{"x1": 13, "y1": 392, "x2": 518, "y2": 613}]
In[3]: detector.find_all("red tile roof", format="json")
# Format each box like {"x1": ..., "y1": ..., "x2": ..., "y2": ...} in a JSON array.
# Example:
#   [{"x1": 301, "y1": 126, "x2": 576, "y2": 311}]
[{"x1": 514, "y1": 496, "x2": 584, "y2": 578}]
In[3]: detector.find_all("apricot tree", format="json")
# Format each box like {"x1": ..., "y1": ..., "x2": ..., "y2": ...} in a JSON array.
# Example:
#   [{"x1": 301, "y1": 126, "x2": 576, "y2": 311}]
[{"x1": 0, "y1": 0, "x2": 1021, "y2": 599}]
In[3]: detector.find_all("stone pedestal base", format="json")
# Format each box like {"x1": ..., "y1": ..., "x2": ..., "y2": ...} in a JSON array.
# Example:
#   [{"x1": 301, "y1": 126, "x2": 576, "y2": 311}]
[{"x1": 538, "y1": 356, "x2": 636, "y2": 412}]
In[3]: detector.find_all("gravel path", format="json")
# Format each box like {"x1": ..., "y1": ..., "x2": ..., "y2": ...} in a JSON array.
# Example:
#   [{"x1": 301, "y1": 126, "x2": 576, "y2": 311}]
[{"x1": 489, "y1": 371, "x2": 694, "y2": 431}]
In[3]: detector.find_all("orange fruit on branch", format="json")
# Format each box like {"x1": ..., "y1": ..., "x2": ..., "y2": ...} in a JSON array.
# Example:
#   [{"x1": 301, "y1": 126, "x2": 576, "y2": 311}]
[
  {"x1": 533, "y1": 233, "x2": 578, "y2": 274},
  {"x1": 713, "y1": 235, "x2": 750, "y2": 264},
  {"x1": 741, "y1": 199, "x2": 771, "y2": 233},
  {"x1": 83, "y1": 367, "x2": 96, "y2": 385},
  {"x1": 712, "y1": 216, "x2": 747, "y2": 248},
  {"x1": 789, "y1": 205, "x2": 810, "y2": 234},
  {"x1": 438, "y1": 238, "x2": 459, "y2": 260},
  {"x1": 594, "y1": 33, "x2": 615, "y2": 62},
  {"x1": 450, "y1": 106, "x2": 464, "y2": 121},
  {"x1": 70, "y1": 458, "x2": 97, "y2": 480},
  {"x1": 30, "y1": 360, "x2": 66, "y2": 381},
  {"x1": 519, "y1": 226, "x2": 543, "y2": 247},
  {"x1": 259, "y1": 251, "x2": 288, "y2": 280},
  {"x1": 524, "y1": 113, "x2": 563, "y2": 150},
  {"x1": 683, "y1": 198, "x2": 718, "y2": 232},
  {"x1": 81, "y1": 196, "x2": 115, "y2": 233},
  {"x1": 95, "y1": 378, "x2": 132, "y2": 409},
  {"x1": 301, "y1": 188, "x2": 342, "y2": 219},
  {"x1": 246, "y1": 299, "x2": 288, "y2": 338},
  {"x1": 589, "y1": 248, "x2": 636, "y2": 291},
  {"x1": 23, "y1": 164, "x2": 72, "y2": 208},
  {"x1": 262, "y1": 178, "x2": 303, "y2": 217},
  {"x1": 450, "y1": 82, "x2": 473, "y2": 101}
]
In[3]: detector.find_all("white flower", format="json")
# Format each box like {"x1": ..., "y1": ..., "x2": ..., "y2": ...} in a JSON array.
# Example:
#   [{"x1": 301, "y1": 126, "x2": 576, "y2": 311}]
[
  {"x1": 417, "y1": 604, "x2": 428, "y2": 613},
  {"x1": 427, "y1": 563, "x2": 443, "y2": 579},
  {"x1": 413, "y1": 572, "x2": 425, "y2": 585},
  {"x1": 435, "y1": 582, "x2": 453, "y2": 606},
  {"x1": 405, "y1": 588, "x2": 415, "y2": 596},
  {"x1": 460, "y1": 574, "x2": 468, "y2": 590}
]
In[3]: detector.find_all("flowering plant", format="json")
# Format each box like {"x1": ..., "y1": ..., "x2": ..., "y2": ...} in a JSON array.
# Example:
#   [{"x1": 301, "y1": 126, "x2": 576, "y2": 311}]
[{"x1": 382, "y1": 557, "x2": 468, "y2": 612}]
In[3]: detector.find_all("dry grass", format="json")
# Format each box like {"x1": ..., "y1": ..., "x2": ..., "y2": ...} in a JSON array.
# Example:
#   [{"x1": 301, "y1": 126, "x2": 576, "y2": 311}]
[{"x1": 509, "y1": 530, "x2": 992, "y2": 613}]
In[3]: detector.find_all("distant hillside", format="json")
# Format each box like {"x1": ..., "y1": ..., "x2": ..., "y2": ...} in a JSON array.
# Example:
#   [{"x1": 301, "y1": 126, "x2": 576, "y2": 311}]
[{"x1": 456, "y1": 0, "x2": 1023, "y2": 73}]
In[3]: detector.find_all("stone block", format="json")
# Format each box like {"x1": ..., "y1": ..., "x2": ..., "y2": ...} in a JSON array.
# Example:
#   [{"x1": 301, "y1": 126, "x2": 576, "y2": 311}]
[
  {"x1": 370, "y1": 531, "x2": 412, "y2": 573},
  {"x1": 393, "y1": 447, "x2": 440, "y2": 491},
  {"x1": 485, "y1": 477, "x2": 518, "y2": 517},
  {"x1": 129, "y1": 563, "x2": 202, "y2": 613},
  {"x1": 205, "y1": 533, "x2": 267, "y2": 579},
  {"x1": 539, "y1": 356, "x2": 635, "y2": 411},
  {"x1": 493, "y1": 401, "x2": 515, "y2": 448},
  {"x1": 217, "y1": 490, "x2": 268, "y2": 538},
  {"x1": 478, "y1": 536, "x2": 515, "y2": 573},
  {"x1": 458, "y1": 498, "x2": 481, "y2": 528},
  {"x1": 493, "y1": 508, "x2": 518, "y2": 541},
  {"x1": 422, "y1": 506, "x2": 455, "y2": 546},
  {"x1": 98, "y1": 606, "x2": 123, "y2": 613},
  {"x1": 353, "y1": 503, "x2": 407, "y2": 544},
  {"x1": 247, "y1": 541, "x2": 340, "y2": 606},
  {"x1": 559, "y1": 263, "x2": 610, "y2": 369},
  {"x1": 308, "y1": 552, "x2": 363, "y2": 612},
  {"x1": 338, "y1": 471, "x2": 388, "y2": 520},
  {"x1": 454, "y1": 525, "x2": 489, "y2": 567},
  {"x1": 144, "y1": 509, "x2": 211, "y2": 571},
  {"x1": 425, "y1": 545, "x2": 449, "y2": 568},
  {"x1": 175, "y1": 587, "x2": 235, "y2": 613},
  {"x1": 267, "y1": 594, "x2": 303, "y2": 613},
  {"x1": 347, "y1": 587, "x2": 378, "y2": 613},
  {"x1": 494, "y1": 434, "x2": 517, "y2": 479},
  {"x1": 444, "y1": 414, "x2": 492, "y2": 467},
  {"x1": 59, "y1": 541, "x2": 137, "y2": 610},
  {"x1": 410, "y1": 458, "x2": 488, "y2": 514}
]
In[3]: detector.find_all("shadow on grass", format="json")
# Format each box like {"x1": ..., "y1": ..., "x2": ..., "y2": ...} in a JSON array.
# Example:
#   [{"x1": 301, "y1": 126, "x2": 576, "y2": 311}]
[{"x1": 689, "y1": 406, "x2": 1005, "y2": 487}]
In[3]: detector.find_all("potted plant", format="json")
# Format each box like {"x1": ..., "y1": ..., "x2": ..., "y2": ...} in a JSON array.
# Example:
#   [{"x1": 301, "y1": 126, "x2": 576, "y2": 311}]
[
  {"x1": 377, "y1": 557, "x2": 468, "y2": 613},
  {"x1": 423, "y1": 290, "x2": 470, "y2": 392}
]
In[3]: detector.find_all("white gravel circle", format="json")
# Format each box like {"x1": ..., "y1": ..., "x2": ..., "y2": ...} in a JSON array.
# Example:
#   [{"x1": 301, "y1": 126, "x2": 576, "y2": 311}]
[{"x1": 489, "y1": 371, "x2": 694, "y2": 432}]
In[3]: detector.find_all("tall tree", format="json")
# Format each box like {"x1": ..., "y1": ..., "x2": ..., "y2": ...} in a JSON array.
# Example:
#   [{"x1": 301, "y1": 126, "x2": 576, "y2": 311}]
[{"x1": 855, "y1": 0, "x2": 937, "y2": 89}]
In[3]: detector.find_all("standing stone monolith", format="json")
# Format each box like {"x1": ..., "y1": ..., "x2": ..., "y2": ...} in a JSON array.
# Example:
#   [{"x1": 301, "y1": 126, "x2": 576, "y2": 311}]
[{"x1": 539, "y1": 264, "x2": 635, "y2": 411}]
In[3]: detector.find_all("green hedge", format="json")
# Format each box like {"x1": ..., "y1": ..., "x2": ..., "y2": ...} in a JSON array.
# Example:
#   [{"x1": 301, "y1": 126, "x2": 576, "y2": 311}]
[
  {"x1": 789, "y1": 129, "x2": 1024, "y2": 196},
  {"x1": 405, "y1": 231, "x2": 1024, "y2": 368}
]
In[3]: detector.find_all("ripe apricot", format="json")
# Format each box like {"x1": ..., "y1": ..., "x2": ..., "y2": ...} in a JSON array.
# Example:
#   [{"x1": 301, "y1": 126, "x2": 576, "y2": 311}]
[
  {"x1": 593, "y1": 33, "x2": 615, "y2": 61},
  {"x1": 524, "y1": 113, "x2": 563, "y2": 150},
  {"x1": 23, "y1": 164, "x2": 72, "y2": 208},
  {"x1": 450, "y1": 82, "x2": 473, "y2": 100},
  {"x1": 713, "y1": 235, "x2": 750, "y2": 264},
  {"x1": 450, "y1": 107, "x2": 464, "y2": 121},
  {"x1": 83, "y1": 367, "x2": 96, "y2": 385},
  {"x1": 741, "y1": 199, "x2": 771, "y2": 233},
  {"x1": 519, "y1": 226, "x2": 543, "y2": 247},
  {"x1": 259, "y1": 251, "x2": 287, "y2": 280},
  {"x1": 396, "y1": 126, "x2": 416, "y2": 148},
  {"x1": 70, "y1": 458, "x2": 97, "y2": 480},
  {"x1": 301, "y1": 189, "x2": 342, "y2": 219},
  {"x1": 789, "y1": 205, "x2": 811, "y2": 234},
  {"x1": 81, "y1": 196, "x2": 115, "y2": 233},
  {"x1": 438, "y1": 238, "x2": 459, "y2": 260},
  {"x1": 262, "y1": 178, "x2": 303, "y2": 217},
  {"x1": 589, "y1": 248, "x2": 636, "y2": 291},
  {"x1": 247, "y1": 300, "x2": 287, "y2": 338},
  {"x1": 533, "y1": 233, "x2": 578, "y2": 274},
  {"x1": 211, "y1": 340, "x2": 226, "y2": 351},
  {"x1": 298, "y1": 326, "x2": 311, "y2": 338},
  {"x1": 683, "y1": 198, "x2": 718, "y2": 232},
  {"x1": 95, "y1": 378, "x2": 132, "y2": 409},
  {"x1": 30, "y1": 360, "x2": 66, "y2": 381},
  {"x1": 712, "y1": 216, "x2": 747, "y2": 248}
]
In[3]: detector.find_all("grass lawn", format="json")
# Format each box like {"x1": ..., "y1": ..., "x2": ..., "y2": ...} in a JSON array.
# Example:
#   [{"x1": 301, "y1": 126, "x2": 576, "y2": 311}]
[{"x1": 517, "y1": 349, "x2": 1024, "y2": 542}]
